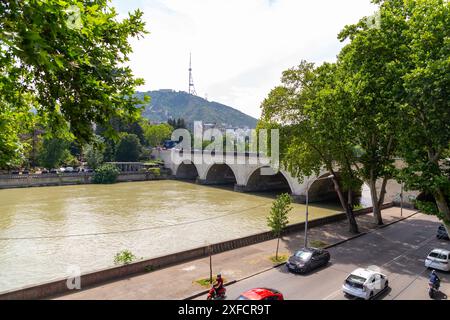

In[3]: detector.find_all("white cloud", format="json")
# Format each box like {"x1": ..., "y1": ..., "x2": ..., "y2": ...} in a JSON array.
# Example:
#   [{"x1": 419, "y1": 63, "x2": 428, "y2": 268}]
[{"x1": 112, "y1": 0, "x2": 378, "y2": 119}]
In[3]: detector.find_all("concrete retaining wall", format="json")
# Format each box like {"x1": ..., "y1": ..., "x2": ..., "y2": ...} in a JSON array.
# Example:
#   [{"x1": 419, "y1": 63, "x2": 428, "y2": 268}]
[
  {"x1": 0, "y1": 171, "x2": 169, "y2": 189},
  {"x1": 0, "y1": 202, "x2": 393, "y2": 300}
]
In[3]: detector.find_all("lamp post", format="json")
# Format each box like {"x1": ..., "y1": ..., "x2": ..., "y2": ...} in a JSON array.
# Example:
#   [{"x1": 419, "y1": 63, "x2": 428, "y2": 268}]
[{"x1": 304, "y1": 174, "x2": 334, "y2": 248}]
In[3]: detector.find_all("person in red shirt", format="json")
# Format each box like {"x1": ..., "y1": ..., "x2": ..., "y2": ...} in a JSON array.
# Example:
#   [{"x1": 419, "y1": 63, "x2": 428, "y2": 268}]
[{"x1": 213, "y1": 273, "x2": 224, "y2": 294}]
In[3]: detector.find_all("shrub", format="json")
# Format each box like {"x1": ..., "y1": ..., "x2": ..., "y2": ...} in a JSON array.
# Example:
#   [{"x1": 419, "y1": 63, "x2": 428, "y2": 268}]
[
  {"x1": 114, "y1": 250, "x2": 136, "y2": 265},
  {"x1": 92, "y1": 164, "x2": 120, "y2": 184}
]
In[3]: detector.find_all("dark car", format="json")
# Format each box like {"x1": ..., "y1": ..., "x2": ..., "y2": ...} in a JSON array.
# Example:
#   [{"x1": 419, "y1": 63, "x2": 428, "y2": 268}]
[
  {"x1": 286, "y1": 247, "x2": 330, "y2": 273},
  {"x1": 236, "y1": 288, "x2": 284, "y2": 300},
  {"x1": 437, "y1": 224, "x2": 449, "y2": 240}
]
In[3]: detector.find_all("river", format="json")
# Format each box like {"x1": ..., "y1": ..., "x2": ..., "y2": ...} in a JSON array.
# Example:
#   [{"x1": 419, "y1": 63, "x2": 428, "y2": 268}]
[{"x1": 0, "y1": 180, "x2": 347, "y2": 292}]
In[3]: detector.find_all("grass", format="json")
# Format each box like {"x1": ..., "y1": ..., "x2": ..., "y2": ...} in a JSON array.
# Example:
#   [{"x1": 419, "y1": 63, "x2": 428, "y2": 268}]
[
  {"x1": 269, "y1": 254, "x2": 289, "y2": 264},
  {"x1": 194, "y1": 277, "x2": 228, "y2": 288},
  {"x1": 309, "y1": 240, "x2": 329, "y2": 248}
]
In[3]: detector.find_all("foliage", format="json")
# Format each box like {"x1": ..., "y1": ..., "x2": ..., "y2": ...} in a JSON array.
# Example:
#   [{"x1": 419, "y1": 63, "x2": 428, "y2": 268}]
[
  {"x1": 260, "y1": 61, "x2": 360, "y2": 233},
  {"x1": 115, "y1": 134, "x2": 142, "y2": 162},
  {"x1": 269, "y1": 254, "x2": 289, "y2": 264},
  {"x1": 147, "y1": 167, "x2": 161, "y2": 176},
  {"x1": 84, "y1": 135, "x2": 105, "y2": 169},
  {"x1": 143, "y1": 123, "x2": 173, "y2": 147},
  {"x1": 267, "y1": 193, "x2": 291, "y2": 259},
  {"x1": 38, "y1": 137, "x2": 71, "y2": 169},
  {"x1": 267, "y1": 193, "x2": 291, "y2": 237},
  {"x1": 0, "y1": 0, "x2": 148, "y2": 167},
  {"x1": 114, "y1": 249, "x2": 136, "y2": 265},
  {"x1": 92, "y1": 163, "x2": 120, "y2": 184},
  {"x1": 195, "y1": 277, "x2": 227, "y2": 288}
]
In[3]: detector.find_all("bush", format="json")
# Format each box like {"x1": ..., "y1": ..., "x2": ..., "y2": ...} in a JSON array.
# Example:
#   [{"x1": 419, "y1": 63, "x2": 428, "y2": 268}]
[
  {"x1": 92, "y1": 164, "x2": 120, "y2": 184},
  {"x1": 147, "y1": 167, "x2": 160, "y2": 176},
  {"x1": 114, "y1": 249, "x2": 136, "y2": 265}
]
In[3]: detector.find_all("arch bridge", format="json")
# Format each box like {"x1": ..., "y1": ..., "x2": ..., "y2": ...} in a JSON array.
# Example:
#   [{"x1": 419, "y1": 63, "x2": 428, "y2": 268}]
[{"x1": 156, "y1": 149, "x2": 340, "y2": 203}]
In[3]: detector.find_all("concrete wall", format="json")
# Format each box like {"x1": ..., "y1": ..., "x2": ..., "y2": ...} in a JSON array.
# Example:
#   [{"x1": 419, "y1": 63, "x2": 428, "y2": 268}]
[
  {"x1": 0, "y1": 171, "x2": 170, "y2": 189},
  {"x1": 0, "y1": 203, "x2": 393, "y2": 300}
]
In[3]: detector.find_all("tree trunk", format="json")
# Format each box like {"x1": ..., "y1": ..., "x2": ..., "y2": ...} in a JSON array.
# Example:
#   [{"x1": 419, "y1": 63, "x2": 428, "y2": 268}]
[
  {"x1": 369, "y1": 178, "x2": 384, "y2": 225},
  {"x1": 434, "y1": 189, "x2": 450, "y2": 235},
  {"x1": 332, "y1": 177, "x2": 359, "y2": 233},
  {"x1": 275, "y1": 237, "x2": 280, "y2": 260}
]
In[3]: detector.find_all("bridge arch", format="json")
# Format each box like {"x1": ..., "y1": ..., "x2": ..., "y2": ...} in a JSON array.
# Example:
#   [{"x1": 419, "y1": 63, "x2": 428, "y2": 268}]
[
  {"x1": 175, "y1": 161, "x2": 200, "y2": 180},
  {"x1": 241, "y1": 166, "x2": 294, "y2": 194},
  {"x1": 201, "y1": 163, "x2": 238, "y2": 186}
]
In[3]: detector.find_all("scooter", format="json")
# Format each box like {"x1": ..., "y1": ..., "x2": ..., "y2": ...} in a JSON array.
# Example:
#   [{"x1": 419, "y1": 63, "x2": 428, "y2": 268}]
[
  {"x1": 206, "y1": 286, "x2": 226, "y2": 300},
  {"x1": 428, "y1": 279, "x2": 440, "y2": 298}
]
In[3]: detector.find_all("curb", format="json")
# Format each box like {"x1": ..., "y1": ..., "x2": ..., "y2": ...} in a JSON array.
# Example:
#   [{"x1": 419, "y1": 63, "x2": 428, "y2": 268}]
[{"x1": 184, "y1": 210, "x2": 419, "y2": 300}]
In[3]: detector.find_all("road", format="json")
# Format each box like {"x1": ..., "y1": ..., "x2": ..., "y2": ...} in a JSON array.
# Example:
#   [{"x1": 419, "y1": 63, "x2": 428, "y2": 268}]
[{"x1": 196, "y1": 213, "x2": 450, "y2": 300}]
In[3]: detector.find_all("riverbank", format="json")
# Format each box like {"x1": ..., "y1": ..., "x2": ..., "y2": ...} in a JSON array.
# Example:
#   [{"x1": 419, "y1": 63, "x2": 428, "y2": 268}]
[
  {"x1": 0, "y1": 170, "x2": 170, "y2": 189},
  {"x1": 0, "y1": 203, "x2": 397, "y2": 299},
  {"x1": 51, "y1": 206, "x2": 415, "y2": 300}
]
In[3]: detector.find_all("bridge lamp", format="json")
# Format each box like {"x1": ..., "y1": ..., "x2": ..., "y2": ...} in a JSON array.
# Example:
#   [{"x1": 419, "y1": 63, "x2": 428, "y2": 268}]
[{"x1": 304, "y1": 174, "x2": 334, "y2": 248}]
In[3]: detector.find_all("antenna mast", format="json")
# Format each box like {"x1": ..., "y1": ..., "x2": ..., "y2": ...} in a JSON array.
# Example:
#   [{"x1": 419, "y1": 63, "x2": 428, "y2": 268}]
[{"x1": 188, "y1": 52, "x2": 197, "y2": 96}]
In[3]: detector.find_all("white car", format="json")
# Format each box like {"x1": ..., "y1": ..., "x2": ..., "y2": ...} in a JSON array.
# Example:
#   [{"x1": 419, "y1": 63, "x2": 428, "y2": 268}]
[
  {"x1": 342, "y1": 268, "x2": 389, "y2": 300},
  {"x1": 425, "y1": 248, "x2": 450, "y2": 272},
  {"x1": 64, "y1": 167, "x2": 74, "y2": 172}
]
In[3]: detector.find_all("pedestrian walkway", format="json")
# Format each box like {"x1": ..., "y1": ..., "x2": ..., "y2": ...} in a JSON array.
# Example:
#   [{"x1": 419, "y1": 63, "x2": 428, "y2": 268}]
[{"x1": 55, "y1": 207, "x2": 417, "y2": 300}]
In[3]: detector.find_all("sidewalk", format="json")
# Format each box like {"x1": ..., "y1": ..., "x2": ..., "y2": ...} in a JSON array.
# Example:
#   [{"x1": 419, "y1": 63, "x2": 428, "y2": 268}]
[{"x1": 55, "y1": 206, "x2": 417, "y2": 300}]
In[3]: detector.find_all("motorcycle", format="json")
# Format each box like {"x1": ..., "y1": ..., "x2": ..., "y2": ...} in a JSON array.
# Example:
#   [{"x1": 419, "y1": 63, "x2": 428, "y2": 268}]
[
  {"x1": 428, "y1": 279, "x2": 440, "y2": 298},
  {"x1": 206, "y1": 286, "x2": 226, "y2": 300}
]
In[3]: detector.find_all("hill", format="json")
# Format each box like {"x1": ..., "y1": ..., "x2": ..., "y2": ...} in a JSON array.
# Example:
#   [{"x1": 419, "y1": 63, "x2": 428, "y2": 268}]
[{"x1": 136, "y1": 90, "x2": 258, "y2": 128}]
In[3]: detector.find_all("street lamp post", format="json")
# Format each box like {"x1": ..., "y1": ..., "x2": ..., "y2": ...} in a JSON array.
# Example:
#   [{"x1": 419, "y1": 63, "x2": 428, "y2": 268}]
[{"x1": 304, "y1": 174, "x2": 334, "y2": 248}]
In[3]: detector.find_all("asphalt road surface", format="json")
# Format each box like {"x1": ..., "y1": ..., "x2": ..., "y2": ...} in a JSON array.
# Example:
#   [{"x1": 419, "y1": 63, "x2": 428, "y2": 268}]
[{"x1": 196, "y1": 213, "x2": 450, "y2": 300}]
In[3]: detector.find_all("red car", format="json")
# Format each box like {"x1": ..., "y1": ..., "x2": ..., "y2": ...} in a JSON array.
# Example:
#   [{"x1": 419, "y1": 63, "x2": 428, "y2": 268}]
[{"x1": 236, "y1": 288, "x2": 284, "y2": 300}]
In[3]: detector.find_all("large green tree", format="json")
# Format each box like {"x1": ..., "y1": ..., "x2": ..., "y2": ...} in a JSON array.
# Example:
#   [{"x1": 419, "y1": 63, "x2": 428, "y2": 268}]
[
  {"x1": 391, "y1": 0, "x2": 450, "y2": 230},
  {"x1": 261, "y1": 61, "x2": 361, "y2": 233},
  {"x1": 0, "y1": 0, "x2": 147, "y2": 168},
  {"x1": 336, "y1": 2, "x2": 409, "y2": 225},
  {"x1": 38, "y1": 137, "x2": 71, "y2": 169},
  {"x1": 143, "y1": 123, "x2": 173, "y2": 147},
  {"x1": 115, "y1": 133, "x2": 142, "y2": 162}
]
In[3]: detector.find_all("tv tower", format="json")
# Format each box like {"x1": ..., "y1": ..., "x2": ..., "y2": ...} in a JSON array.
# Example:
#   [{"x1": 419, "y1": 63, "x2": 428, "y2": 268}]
[{"x1": 188, "y1": 52, "x2": 197, "y2": 96}]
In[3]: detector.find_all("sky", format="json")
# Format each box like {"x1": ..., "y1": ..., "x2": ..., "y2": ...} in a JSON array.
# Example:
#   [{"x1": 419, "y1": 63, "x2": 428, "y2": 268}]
[{"x1": 111, "y1": 0, "x2": 378, "y2": 119}]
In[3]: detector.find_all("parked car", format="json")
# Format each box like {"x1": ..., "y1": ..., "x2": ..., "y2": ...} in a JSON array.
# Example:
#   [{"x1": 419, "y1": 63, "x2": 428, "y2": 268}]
[
  {"x1": 64, "y1": 167, "x2": 74, "y2": 173},
  {"x1": 425, "y1": 248, "x2": 450, "y2": 272},
  {"x1": 342, "y1": 268, "x2": 389, "y2": 300},
  {"x1": 21, "y1": 170, "x2": 29, "y2": 175},
  {"x1": 286, "y1": 247, "x2": 330, "y2": 273},
  {"x1": 236, "y1": 288, "x2": 284, "y2": 300},
  {"x1": 11, "y1": 170, "x2": 20, "y2": 175},
  {"x1": 49, "y1": 169, "x2": 58, "y2": 174},
  {"x1": 437, "y1": 224, "x2": 449, "y2": 240},
  {"x1": 41, "y1": 169, "x2": 49, "y2": 174}
]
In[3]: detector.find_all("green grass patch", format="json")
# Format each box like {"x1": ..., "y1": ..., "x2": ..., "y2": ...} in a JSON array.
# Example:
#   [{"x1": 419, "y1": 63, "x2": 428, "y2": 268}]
[
  {"x1": 269, "y1": 254, "x2": 289, "y2": 264},
  {"x1": 194, "y1": 277, "x2": 228, "y2": 288},
  {"x1": 309, "y1": 240, "x2": 328, "y2": 248}
]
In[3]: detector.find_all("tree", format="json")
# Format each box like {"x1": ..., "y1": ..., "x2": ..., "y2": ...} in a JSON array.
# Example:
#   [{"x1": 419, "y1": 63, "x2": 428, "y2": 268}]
[
  {"x1": 336, "y1": 1, "x2": 409, "y2": 225},
  {"x1": 143, "y1": 123, "x2": 173, "y2": 147},
  {"x1": 267, "y1": 193, "x2": 292, "y2": 260},
  {"x1": 0, "y1": 0, "x2": 148, "y2": 166},
  {"x1": 261, "y1": 61, "x2": 361, "y2": 233},
  {"x1": 38, "y1": 137, "x2": 70, "y2": 169},
  {"x1": 390, "y1": 0, "x2": 450, "y2": 231},
  {"x1": 115, "y1": 134, "x2": 142, "y2": 162},
  {"x1": 84, "y1": 135, "x2": 105, "y2": 169}
]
